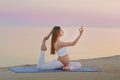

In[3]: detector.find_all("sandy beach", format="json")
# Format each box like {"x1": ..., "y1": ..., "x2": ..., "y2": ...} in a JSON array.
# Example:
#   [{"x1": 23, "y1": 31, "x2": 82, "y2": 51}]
[{"x1": 0, "y1": 55, "x2": 120, "y2": 80}]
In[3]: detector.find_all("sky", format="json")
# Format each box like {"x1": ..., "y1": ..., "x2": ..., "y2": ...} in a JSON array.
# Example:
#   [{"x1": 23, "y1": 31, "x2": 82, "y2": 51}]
[{"x1": 0, "y1": 0, "x2": 120, "y2": 27}]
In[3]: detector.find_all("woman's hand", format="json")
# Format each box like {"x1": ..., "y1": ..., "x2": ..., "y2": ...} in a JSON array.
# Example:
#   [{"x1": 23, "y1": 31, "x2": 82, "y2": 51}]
[
  {"x1": 43, "y1": 36, "x2": 49, "y2": 41},
  {"x1": 79, "y1": 26, "x2": 84, "y2": 34},
  {"x1": 43, "y1": 28, "x2": 53, "y2": 41}
]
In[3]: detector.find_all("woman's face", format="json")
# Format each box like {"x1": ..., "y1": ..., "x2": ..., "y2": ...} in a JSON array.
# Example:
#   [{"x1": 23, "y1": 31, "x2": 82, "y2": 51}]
[{"x1": 59, "y1": 28, "x2": 64, "y2": 37}]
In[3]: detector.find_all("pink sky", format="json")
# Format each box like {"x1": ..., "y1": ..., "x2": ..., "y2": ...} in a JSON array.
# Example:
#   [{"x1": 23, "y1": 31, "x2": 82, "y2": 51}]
[{"x1": 0, "y1": 0, "x2": 120, "y2": 27}]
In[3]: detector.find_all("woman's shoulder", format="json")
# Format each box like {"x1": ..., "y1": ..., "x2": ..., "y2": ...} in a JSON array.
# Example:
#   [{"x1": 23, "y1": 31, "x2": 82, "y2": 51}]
[
  {"x1": 55, "y1": 41, "x2": 64, "y2": 46},
  {"x1": 54, "y1": 41, "x2": 64, "y2": 49}
]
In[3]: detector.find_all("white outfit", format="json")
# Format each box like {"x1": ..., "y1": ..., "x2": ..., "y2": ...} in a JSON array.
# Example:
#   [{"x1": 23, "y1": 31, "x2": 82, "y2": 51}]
[
  {"x1": 37, "y1": 51, "x2": 64, "y2": 70},
  {"x1": 57, "y1": 47, "x2": 68, "y2": 57},
  {"x1": 37, "y1": 47, "x2": 82, "y2": 70}
]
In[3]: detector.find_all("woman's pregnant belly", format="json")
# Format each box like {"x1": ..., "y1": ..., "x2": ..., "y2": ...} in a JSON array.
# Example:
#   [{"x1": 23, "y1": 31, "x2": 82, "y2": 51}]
[{"x1": 57, "y1": 54, "x2": 70, "y2": 66}]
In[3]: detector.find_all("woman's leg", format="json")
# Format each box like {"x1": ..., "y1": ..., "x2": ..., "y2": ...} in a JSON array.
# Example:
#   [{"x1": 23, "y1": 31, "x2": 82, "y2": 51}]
[
  {"x1": 37, "y1": 51, "x2": 64, "y2": 70},
  {"x1": 37, "y1": 40, "x2": 47, "y2": 68},
  {"x1": 37, "y1": 40, "x2": 64, "y2": 70},
  {"x1": 37, "y1": 50, "x2": 45, "y2": 68},
  {"x1": 69, "y1": 62, "x2": 82, "y2": 70},
  {"x1": 63, "y1": 62, "x2": 82, "y2": 70}
]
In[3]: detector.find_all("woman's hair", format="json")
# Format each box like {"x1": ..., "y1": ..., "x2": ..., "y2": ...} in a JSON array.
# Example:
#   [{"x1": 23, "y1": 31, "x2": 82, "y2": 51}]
[{"x1": 51, "y1": 26, "x2": 60, "y2": 55}]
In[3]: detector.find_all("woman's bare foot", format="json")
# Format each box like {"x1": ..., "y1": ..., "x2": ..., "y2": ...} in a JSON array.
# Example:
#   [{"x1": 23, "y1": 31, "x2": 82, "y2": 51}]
[
  {"x1": 62, "y1": 66, "x2": 71, "y2": 71},
  {"x1": 41, "y1": 40, "x2": 47, "y2": 51}
]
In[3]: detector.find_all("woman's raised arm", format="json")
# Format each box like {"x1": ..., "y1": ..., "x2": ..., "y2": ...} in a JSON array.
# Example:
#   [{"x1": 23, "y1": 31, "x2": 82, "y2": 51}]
[{"x1": 58, "y1": 26, "x2": 84, "y2": 47}]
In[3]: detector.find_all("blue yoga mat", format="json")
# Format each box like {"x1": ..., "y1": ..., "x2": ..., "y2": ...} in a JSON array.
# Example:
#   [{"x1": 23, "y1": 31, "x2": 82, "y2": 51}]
[{"x1": 9, "y1": 67, "x2": 101, "y2": 73}]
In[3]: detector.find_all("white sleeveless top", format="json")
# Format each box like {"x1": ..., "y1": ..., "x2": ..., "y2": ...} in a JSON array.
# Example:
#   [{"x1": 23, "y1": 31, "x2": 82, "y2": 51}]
[{"x1": 56, "y1": 47, "x2": 68, "y2": 57}]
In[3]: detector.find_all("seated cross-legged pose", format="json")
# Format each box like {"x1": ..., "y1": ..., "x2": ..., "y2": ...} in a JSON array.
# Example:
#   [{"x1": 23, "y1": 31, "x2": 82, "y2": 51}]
[{"x1": 37, "y1": 26, "x2": 84, "y2": 70}]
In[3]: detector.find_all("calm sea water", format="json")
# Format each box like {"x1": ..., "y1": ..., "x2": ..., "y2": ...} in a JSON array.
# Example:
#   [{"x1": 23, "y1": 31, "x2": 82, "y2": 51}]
[{"x1": 0, "y1": 26, "x2": 120, "y2": 67}]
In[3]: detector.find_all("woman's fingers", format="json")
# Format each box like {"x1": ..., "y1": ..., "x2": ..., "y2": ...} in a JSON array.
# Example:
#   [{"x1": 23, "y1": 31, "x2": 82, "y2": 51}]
[
  {"x1": 79, "y1": 26, "x2": 83, "y2": 31},
  {"x1": 79, "y1": 26, "x2": 84, "y2": 34},
  {"x1": 43, "y1": 36, "x2": 48, "y2": 41}
]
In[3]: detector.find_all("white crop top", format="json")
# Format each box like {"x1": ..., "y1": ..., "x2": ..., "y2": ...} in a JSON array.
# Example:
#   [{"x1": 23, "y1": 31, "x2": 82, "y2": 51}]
[{"x1": 56, "y1": 47, "x2": 68, "y2": 57}]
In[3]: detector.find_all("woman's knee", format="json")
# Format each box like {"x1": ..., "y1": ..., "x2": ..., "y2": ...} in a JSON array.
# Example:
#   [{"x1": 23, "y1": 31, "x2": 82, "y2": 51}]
[
  {"x1": 69, "y1": 62, "x2": 82, "y2": 70},
  {"x1": 74, "y1": 62, "x2": 82, "y2": 68}
]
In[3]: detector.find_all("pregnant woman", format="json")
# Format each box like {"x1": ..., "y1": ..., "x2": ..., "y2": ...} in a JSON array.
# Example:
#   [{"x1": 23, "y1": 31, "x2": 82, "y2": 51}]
[{"x1": 37, "y1": 26, "x2": 84, "y2": 70}]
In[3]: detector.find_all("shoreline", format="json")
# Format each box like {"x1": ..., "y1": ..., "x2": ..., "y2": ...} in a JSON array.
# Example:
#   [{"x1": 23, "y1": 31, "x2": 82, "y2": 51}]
[{"x1": 1, "y1": 55, "x2": 119, "y2": 68}]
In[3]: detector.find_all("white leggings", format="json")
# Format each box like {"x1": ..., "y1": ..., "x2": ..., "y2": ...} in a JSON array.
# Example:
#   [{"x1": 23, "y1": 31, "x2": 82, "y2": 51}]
[{"x1": 37, "y1": 51, "x2": 82, "y2": 70}]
